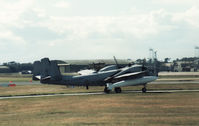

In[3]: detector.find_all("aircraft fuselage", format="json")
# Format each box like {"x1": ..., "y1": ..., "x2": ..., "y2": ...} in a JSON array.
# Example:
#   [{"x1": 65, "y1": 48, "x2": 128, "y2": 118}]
[{"x1": 42, "y1": 69, "x2": 119, "y2": 86}]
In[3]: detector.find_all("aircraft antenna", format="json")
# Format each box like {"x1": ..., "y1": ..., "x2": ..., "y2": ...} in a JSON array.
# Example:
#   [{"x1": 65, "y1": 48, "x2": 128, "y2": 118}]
[
  {"x1": 149, "y1": 48, "x2": 158, "y2": 76},
  {"x1": 195, "y1": 46, "x2": 199, "y2": 57}
]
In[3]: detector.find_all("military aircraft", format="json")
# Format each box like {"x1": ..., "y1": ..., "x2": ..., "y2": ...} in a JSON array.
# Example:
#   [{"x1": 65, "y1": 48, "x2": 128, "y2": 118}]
[{"x1": 33, "y1": 58, "x2": 158, "y2": 93}]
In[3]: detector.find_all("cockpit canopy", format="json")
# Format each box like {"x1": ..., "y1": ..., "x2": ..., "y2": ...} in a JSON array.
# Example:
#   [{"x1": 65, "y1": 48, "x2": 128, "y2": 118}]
[{"x1": 98, "y1": 65, "x2": 118, "y2": 72}]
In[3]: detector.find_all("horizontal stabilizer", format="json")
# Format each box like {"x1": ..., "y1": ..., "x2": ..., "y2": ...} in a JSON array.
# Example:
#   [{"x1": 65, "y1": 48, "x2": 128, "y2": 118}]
[
  {"x1": 41, "y1": 76, "x2": 51, "y2": 80},
  {"x1": 35, "y1": 75, "x2": 41, "y2": 80}
]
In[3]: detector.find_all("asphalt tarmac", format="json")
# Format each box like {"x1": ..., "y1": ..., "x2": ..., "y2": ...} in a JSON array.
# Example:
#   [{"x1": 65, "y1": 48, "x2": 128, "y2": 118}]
[
  {"x1": 1, "y1": 89, "x2": 199, "y2": 100},
  {"x1": 0, "y1": 80, "x2": 199, "y2": 86},
  {"x1": 1, "y1": 79, "x2": 199, "y2": 100},
  {"x1": 150, "y1": 80, "x2": 199, "y2": 84}
]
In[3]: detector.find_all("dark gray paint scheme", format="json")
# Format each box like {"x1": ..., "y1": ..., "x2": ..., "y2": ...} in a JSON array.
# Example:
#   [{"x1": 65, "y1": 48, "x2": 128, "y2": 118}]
[{"x1": 33, "y1": 58, "x2": 157, "y2": 93}]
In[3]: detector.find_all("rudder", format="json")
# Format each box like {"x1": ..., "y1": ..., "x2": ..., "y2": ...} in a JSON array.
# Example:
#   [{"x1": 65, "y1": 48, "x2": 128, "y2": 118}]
[
  {"x1": 32, "y1": 58, "x2": 62, "y2": 82},
  {"x1": 40, "y1": 58, "x2": 62, "y2": 81},
  {"x1": 32, "y1": 61, "x2": 41, "y2": 80}
]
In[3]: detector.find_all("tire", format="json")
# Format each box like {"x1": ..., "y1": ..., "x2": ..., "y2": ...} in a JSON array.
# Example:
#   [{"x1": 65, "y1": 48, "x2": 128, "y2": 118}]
[
  {"x1": 142, "y1": 87, "x2": 147, "y2": 93},
  {"x1": 115, "y1": 87, "x2": 122, "y2": 93}
]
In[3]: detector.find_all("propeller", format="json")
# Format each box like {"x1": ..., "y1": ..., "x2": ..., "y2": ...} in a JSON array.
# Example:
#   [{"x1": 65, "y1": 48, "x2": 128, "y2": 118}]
[{"x1": 113, "y1": 56, "x2": 120, "y2": 69}]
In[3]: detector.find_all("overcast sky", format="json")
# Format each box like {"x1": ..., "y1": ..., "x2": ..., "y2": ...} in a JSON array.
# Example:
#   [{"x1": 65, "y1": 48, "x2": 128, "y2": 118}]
[{"x1": 1, "y1": 0, "x2": 199, "y2": 63}]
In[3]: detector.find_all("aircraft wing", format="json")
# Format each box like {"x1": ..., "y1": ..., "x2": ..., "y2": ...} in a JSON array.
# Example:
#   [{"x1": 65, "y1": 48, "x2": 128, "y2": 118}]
[
  {"x1": 77, "y1": 69, "x2": 96, "y2": 75},
  {"x1": 105, "y1": 71, "x2": 146, "y2": 83}
]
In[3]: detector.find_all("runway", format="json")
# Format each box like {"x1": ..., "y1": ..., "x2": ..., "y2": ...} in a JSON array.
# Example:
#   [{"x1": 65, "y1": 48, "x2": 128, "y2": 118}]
[
  {"x1": 0, "y1": 80, "x2": 199, "y2": 86},
  {"x1": 0, "y1": 81, "x2": 40, "y2": 86},
  {"x1": 1, "y1": 89, "x2": 199, "y2": 100},
  {"x1": 150, "y1": 80, "x2": 199, "y2": 84},
  {"x1": 0, "y1": 92, "x2": 104, "y2": 100}
]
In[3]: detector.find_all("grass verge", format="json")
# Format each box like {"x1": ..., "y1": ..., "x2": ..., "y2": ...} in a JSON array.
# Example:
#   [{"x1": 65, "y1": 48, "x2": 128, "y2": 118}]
[{"x1": 0, "y1": 92, "x2": 199, "y2": 126}]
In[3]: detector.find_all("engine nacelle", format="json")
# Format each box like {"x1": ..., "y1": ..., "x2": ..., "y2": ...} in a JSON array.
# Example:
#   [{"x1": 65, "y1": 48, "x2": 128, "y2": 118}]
[{"x1": 107, "y1": 76, "x2": 158, "y2": 90}]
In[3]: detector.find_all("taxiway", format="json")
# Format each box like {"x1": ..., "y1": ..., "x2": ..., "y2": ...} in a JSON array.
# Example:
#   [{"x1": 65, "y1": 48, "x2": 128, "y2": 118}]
[{"x1": 1, "y1": 89, "x2": 199, "y2": 100}]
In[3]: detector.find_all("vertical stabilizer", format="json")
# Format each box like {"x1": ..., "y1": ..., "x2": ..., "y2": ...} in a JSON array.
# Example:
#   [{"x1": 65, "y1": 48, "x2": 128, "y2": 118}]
[
  {"x1": 40, "y1": 58, "x2": 51, "y2": 78},
  {"x1": 32, "y1": 61, "x2": 41, "y2": 80},
  {"x1": 33, "y1": 58, "x2": 62, "y2": 82},
  {"x1": 40, "y1": 58, "x2": 61, "y2": 80},
  {"x1": 50, "y1": 60, "x2": 62, "y2": 80}
]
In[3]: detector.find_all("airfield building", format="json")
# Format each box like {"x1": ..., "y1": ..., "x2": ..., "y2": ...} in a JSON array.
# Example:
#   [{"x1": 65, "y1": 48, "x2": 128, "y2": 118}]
[
  {"x1": 0, "y1": 66, "x2": 11, "y2": 73},
  {"x1": 173, "y1": 57, "x2": 199, "y2": 72}
]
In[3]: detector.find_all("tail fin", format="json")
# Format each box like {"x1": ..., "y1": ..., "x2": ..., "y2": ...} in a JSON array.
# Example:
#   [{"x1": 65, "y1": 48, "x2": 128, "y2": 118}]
[
  {"x1": 32, "y1": 58, "x2": 62, "y2": 82},
  {"x1": 40, "y1": 58, "x2": 62, "y2": 80},
  {"x1": 32, "y1": 61, "x2": 41, "y2": 80}
]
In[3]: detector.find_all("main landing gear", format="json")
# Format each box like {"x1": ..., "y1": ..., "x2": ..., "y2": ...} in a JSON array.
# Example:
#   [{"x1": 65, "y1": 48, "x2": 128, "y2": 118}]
[
  {"x1": 142, "y1": 85, "x2": 147, "y2": 93},
  {"x1": 114, "y1": 87, "x2": 122, "y2": 93},
  {"x1": 104, "y1": 86, "x2": 122, "y2": 94}
]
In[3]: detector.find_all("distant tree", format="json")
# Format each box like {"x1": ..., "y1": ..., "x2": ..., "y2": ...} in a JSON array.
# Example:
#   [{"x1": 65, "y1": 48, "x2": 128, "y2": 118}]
[
  {"x1": 19, "y1": 63, "x2": 33, "y2": 71},
  {"x1": 164, "y1": 58, "x2": 170, "y2": 63},
  {"x1": 3, "y1": 61, "x2": 33, "y2": 72}
]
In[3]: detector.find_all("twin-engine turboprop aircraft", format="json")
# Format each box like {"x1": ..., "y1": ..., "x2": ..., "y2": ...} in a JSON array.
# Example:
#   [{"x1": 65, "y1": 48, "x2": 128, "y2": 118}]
[{"x1": 33, "y1": 58, "x2": 158, "y2": 93}]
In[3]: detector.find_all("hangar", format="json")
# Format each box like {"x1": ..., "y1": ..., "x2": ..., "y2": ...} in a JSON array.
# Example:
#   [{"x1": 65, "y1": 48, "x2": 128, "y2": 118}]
[{"x1": 0, "y1": 66, "x2": 11, "y2": 73}]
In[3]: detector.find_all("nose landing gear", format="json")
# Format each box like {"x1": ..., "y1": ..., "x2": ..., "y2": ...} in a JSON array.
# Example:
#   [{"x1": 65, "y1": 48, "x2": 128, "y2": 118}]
[{"x1": 104, "y1": 86, "x2": 111, "y2": 94}]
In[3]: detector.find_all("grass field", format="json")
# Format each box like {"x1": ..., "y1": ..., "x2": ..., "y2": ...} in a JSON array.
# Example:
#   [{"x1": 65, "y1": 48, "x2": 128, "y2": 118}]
[
  {"x1": 0, "y1": 77, "x2": 32, "y2": 82},
  {"x1": 0, "y1": 73, "x2": 32, "y2": 82},
  {"x1": 0, "y1": 83, "x2": 199, "y2": 96},
  {"x1": 0, "y1": 72, "x2": 199, "y2": 126},
  {"x1": 0, "y1": 83, "x2": 199, "y2": 126},
  {"x1": 0, "y1": 91, "x2": 199, "y2": 126}
]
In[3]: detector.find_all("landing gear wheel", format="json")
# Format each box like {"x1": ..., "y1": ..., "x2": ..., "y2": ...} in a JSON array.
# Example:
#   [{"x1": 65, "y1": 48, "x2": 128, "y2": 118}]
[
  {"x1": 142, "y1": 87, "x2": 147, "y2": 93},
  {"x1": 115, "y1": 87, "x2": 122, "y2": 93},
  {"x1": 86, "y1": 85, "x2": 89, "y2": 90},
  {"x1": 104, "y1": 87, "x2": 111, "y2": 94}
]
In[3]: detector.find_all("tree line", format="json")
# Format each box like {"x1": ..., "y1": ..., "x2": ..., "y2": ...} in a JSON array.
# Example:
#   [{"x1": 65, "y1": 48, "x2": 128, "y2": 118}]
[{"x1": 3, "y1": 61, "x2": 33, "y2": 73}]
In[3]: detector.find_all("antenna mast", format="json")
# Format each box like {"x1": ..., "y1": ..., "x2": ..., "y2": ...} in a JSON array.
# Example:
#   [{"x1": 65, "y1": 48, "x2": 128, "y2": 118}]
[{"x1": 195, "y1": 46, "x2": 199, "y2": 57}]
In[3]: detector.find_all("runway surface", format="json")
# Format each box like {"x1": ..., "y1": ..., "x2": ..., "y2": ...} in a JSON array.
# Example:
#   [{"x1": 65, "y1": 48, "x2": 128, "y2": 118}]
[
  {"x1": 1, "y1": 89, "x2": 199, "y2": 100},
  {"x1": 150, "y1": 80, "x2": 199, "y2": 84},
  {"x1": 0, "y1": 81, "x2": 40, "y2": 86},
  {"x1": 0, "y1": 80, "x2": 199, "y2": 86}
]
